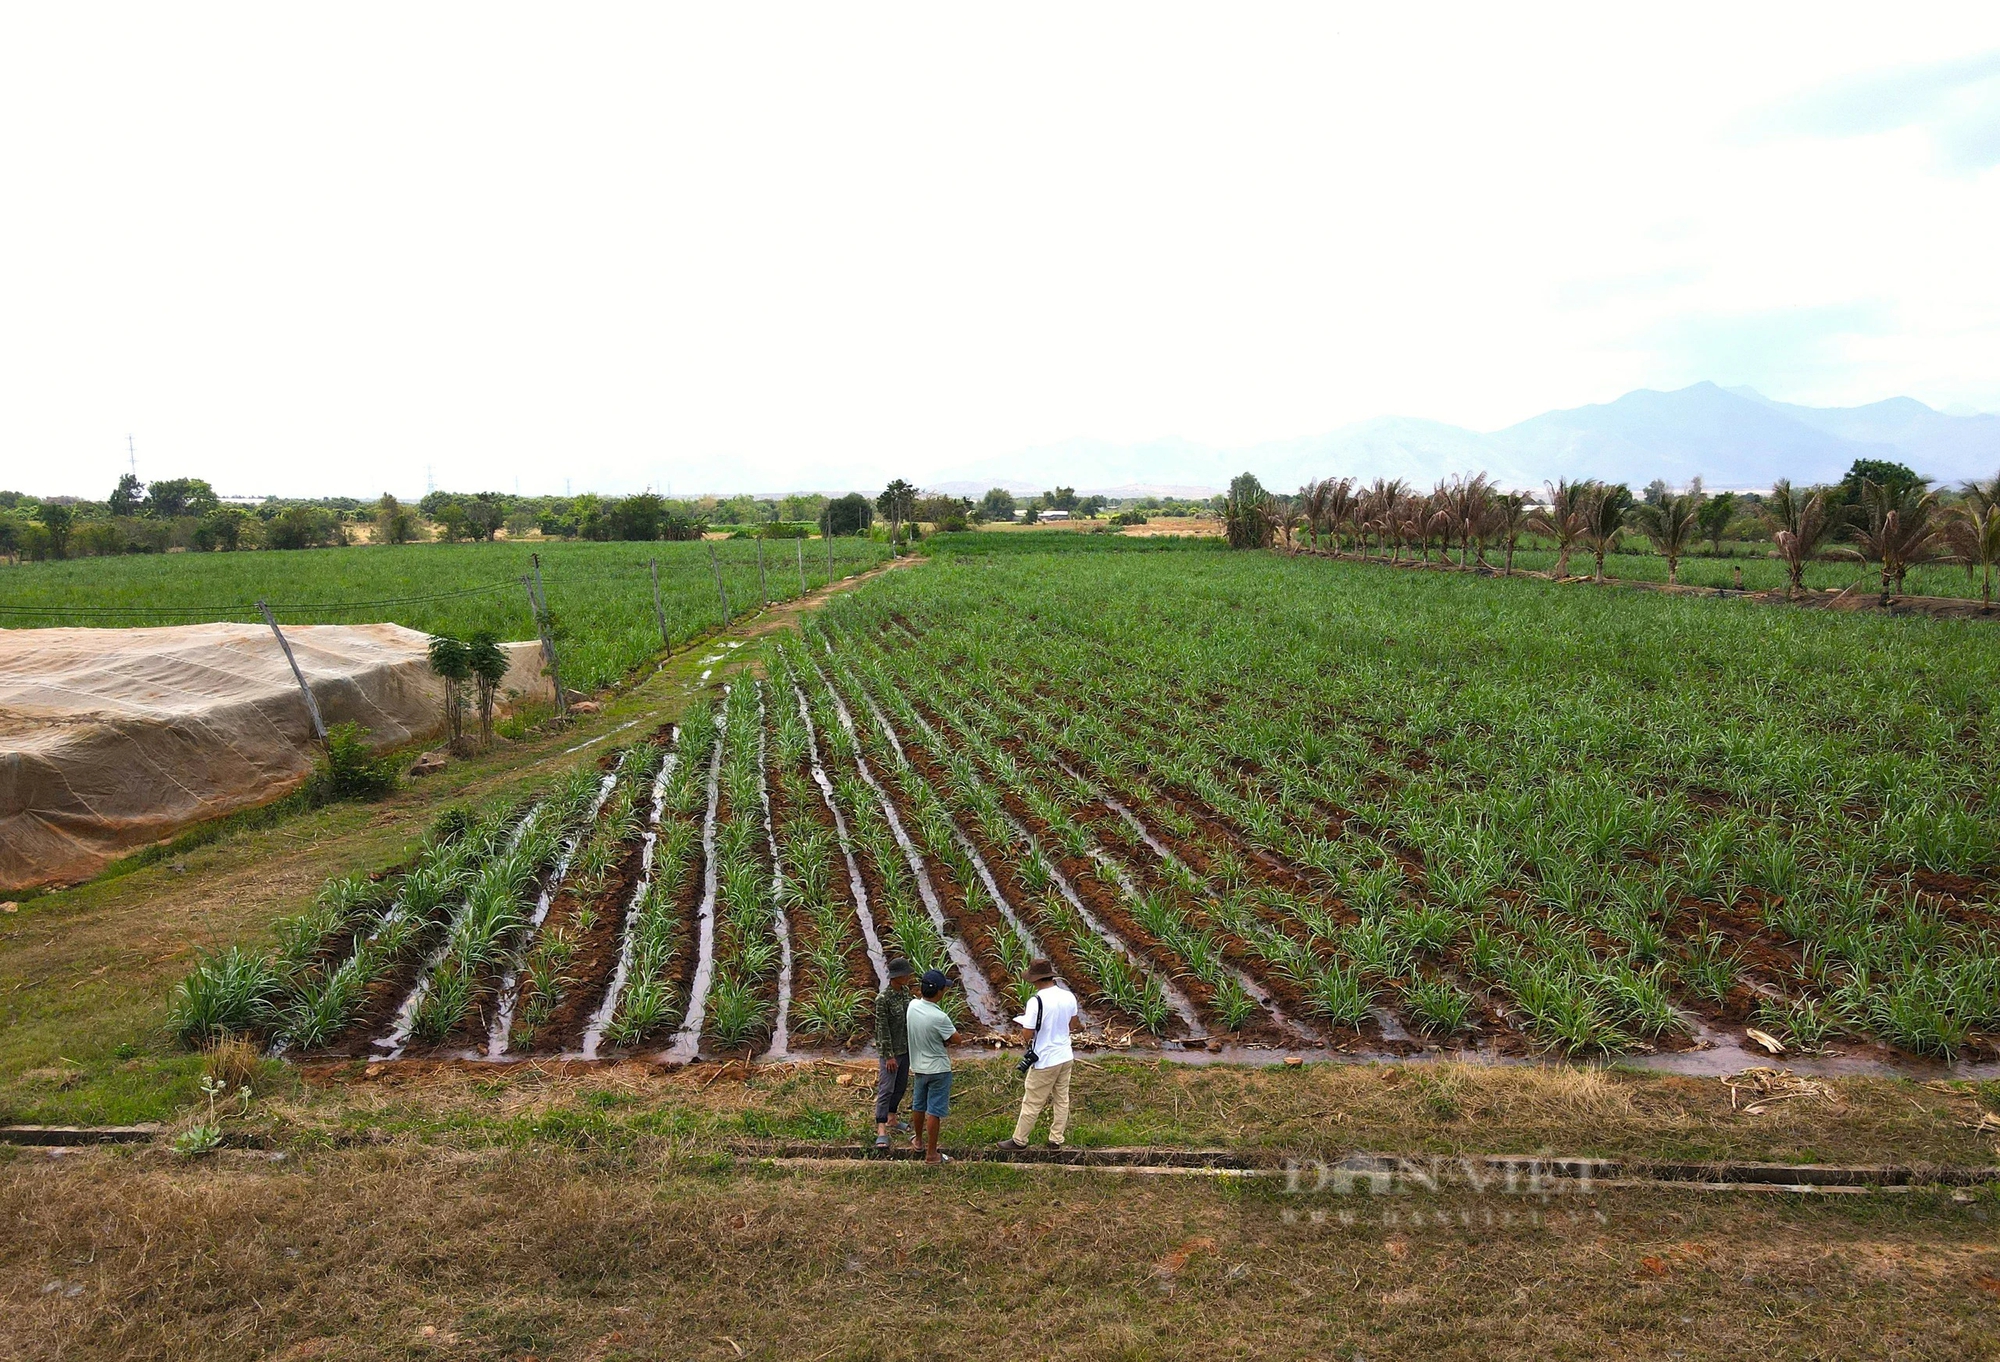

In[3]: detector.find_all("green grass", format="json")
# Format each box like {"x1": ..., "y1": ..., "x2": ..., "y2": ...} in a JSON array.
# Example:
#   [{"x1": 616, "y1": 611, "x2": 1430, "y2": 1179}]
[{"x1": 0, "y1": 537, "x2": 890, "y2": 690}]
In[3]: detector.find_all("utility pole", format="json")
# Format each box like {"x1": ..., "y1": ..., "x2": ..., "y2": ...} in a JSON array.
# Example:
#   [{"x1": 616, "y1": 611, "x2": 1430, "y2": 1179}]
[{"x1": 127, "y1": 435, "x2": 137, "y2": 479}]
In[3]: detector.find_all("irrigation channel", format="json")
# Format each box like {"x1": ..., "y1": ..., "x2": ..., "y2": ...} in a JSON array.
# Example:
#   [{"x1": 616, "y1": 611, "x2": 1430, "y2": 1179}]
[{"x1": 242, "y1": 631, "x2": 1999, "y2": 1082}]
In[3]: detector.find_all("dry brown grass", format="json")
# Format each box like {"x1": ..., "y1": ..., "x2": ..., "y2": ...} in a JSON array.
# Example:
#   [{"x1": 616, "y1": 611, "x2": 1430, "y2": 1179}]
[
  {"x1": 1, "y1": 1141, "x2": 1995, "y2": 1361},
  {"x1": 257, "y1": 1055, "x2": 2000, "y2": 1172}
]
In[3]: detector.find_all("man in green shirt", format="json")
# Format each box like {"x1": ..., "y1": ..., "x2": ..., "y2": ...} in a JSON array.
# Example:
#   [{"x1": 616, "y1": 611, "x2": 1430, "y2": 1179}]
[
  {"x1": 905, "y1": 969, "x2": 958, "y2": 1165},
  {"x1": 873, "y1": 958, "x2": 918, "y2": 1151}
]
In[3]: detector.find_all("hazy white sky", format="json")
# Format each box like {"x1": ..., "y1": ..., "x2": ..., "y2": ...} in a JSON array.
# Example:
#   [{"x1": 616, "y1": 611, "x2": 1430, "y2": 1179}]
[{"x1": 3, "y1": 4, "x2": 2000, "y2": 497}]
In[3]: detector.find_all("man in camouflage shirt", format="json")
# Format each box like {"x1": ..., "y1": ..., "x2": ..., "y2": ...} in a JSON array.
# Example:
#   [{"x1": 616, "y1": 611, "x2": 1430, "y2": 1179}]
[{"x1": 873, "y1": 958, "x2": 918, "y2": 1150}]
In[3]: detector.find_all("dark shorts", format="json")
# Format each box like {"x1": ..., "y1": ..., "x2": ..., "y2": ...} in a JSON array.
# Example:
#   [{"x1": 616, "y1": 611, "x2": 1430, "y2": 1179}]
[
  {"x1": 911, "y1": 1069, "x2": 952, "y2": 1119},
  {"x1": 874, "y1": 1053, "x2": 911, "y2": 1123}
]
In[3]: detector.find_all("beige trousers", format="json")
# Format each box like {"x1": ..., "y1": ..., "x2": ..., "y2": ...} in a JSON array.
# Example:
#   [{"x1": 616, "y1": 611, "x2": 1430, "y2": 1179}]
[{"x1": 1012, "y1": 1059, "x2": 1073, "y2": 1145}]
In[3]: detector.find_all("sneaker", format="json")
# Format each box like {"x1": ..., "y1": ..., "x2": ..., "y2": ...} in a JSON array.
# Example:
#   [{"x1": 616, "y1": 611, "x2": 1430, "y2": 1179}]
[
  {"x1": 993, "y1": 1138, "x2": 1028, "y2": 1153},
  {"x1": 1046, "y1": 1140, "x2": 1066, "y2": 1151}
]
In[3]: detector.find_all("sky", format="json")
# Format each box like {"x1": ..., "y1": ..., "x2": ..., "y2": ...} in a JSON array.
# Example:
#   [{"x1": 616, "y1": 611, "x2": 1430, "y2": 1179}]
[{"x1": 3, "y1": 4, "x2": 2000, "y2": 499}]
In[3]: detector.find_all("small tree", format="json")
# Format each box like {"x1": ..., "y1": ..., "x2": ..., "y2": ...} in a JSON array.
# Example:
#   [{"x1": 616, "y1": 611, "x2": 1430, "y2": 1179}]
[
  {"x1": 1630, "y1": 487, "x2": 1705, "y2": 583},
  {"x1": 467, "y1": 632, "x2": 509, "y2": 747},
  {"x1": 34, "y1": 502, "x2": 74, "y2": 559},
  {"x1": 876, "y1": 479, "x2": 918, "y2": 553},
  {"x1": 977, "y1": 487, "x2": 1016, "y2": 522},
  {"x1": 1223, "y1": 472, "x2": 1272, "y2": 549},
  {"x1": 108, "y1": 472, "x2": 145, "y2": 517},
  {"x1": 427, "y1": 635, "x2": 472, "y2": 748},
  {"x1": 1696, "y1": 490, "x2": 1738, "y2": 555},
  {"x1": 375, "y1": 493, "x2": 418, "y2": 544},
  {"x1": 821, "y1": 492, "x2": 873, "y2": 538}
]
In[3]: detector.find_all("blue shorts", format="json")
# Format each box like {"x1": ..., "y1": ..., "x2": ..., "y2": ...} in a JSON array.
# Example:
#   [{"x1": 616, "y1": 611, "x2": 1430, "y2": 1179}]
[{"x1": 910, "y1": 1070, "x2": 952, "y2": 1119}]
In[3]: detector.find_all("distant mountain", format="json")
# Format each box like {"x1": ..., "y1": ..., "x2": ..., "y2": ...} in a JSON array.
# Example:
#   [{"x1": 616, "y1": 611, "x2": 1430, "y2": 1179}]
[{"x1": 939, "y1": 383, "x2": 2000, "y2": 495}]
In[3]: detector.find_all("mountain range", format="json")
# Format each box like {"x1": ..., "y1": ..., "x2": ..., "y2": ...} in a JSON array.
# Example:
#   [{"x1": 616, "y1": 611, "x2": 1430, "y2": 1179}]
[{"x1": 926, "y1": 383, "x2": 2000, "y2": 497}]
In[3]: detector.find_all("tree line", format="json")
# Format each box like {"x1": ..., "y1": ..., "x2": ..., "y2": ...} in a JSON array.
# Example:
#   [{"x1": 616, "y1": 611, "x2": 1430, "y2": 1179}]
[{"x1": 1223, "y1": 458, "x2": 2000, "y2": 605}]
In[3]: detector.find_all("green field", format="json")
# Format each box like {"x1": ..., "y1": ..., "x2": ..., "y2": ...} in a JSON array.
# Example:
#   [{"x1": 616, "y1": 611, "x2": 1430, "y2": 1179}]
[
  {"x1": 171, "y1": 538, "x2": 2000, "y2": 1072},
  {"x1": 0, "y1": 537, "x2": 891, "y2": 690}
]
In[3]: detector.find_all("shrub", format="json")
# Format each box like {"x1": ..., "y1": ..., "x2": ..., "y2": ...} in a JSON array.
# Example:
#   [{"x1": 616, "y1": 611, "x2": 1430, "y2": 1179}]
[{"x1": 306, "y1": 723, "x2": 399, "y2": 803}]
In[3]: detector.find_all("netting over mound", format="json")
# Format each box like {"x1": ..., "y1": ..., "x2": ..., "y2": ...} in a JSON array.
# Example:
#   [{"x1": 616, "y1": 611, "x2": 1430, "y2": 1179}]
[{"x1": 0, "y1": 623, "x2": 548, "y2": 892}]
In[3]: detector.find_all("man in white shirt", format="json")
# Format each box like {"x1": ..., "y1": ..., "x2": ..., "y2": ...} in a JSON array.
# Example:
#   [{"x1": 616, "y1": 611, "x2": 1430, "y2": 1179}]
[{"x1": 995, "y1": 958, "x2": 1080, "y2": 1152}]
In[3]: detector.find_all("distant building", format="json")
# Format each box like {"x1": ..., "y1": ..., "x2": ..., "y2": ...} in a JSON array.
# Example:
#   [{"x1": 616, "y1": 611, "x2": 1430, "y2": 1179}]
[{"x1": 1041, "y1": 509, "x2": 1070, "y2": 521}]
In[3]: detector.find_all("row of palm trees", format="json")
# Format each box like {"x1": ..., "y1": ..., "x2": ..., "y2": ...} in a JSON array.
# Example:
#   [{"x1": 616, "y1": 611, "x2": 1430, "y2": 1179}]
[{"x1": 1233, "y1": 471, "x2": 2000, "y2": 604}]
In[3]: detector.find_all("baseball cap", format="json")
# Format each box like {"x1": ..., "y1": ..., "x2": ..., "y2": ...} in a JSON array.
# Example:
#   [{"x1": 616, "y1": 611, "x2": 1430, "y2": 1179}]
[{"x1": 919, "y1": 968, "x2": 950, "y2": 996}]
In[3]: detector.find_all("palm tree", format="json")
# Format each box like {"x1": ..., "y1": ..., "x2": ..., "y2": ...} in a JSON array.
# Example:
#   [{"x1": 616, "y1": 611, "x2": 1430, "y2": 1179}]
[
  {"x1": 1444, "y1": 473, "x2": 1492, "y2": 567},
  {"x1": 1362, "y1": 478, "x2": 1405, "y2": 560},
  {"x1": 1944, "y1": 498, "x2": 2000, "y2": 607},
  {"x1": 1529, "y1": 479, "x2": 1588, "y2": 578},
  {"x1": 1271, "y1": 494, "x2": 1302, "y2": 551},
  {"x1": 1761, "y1": 480, "x2": 1845, "y2": 597},
  {"x1": 1296, "y1": 480, "x2": 1330, "y2": 551},
  {"x1": 1850, "y1": 477, "x2": 1944, "y2": 604},
  {"x1": 1492, "y1": 491, "x2": 1528, "y2": 574},
  {"x1": 1578, "y1": 482, "x2": 1628, "y2": 582},
  {"x1": 1630, "y1": 487, "x2": 1705, "y2": 584},
  {"x1": 1323, "y1": 477, "x2": 1357, "y2": 555}
]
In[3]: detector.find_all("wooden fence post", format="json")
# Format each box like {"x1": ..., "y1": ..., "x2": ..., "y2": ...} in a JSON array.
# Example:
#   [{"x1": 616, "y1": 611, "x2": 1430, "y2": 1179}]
[
  {"x1": 826, "y1": 532, "x2": 834, "y2": 583},
  {"x1": 525, "y1": 558, "x2": 567, "y2": 714},
  {"x1": 649, "y1": 557, "x2": 669, "y2": 648},
  {"x1": 257, "y1": 600, "x2": 327, "y2": 744},
  {"x1": 709, "y1": 542, "x2": 731, "y2": 625},
  {"x1": 796, "y1": 537, "x2": 806, "y2": 595}
]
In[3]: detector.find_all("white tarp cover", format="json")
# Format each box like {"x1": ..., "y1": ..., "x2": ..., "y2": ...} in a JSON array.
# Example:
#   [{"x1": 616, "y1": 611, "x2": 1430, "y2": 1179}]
[{"x1": 0, "y1": 623, "x2": 549, "y2": 892}]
